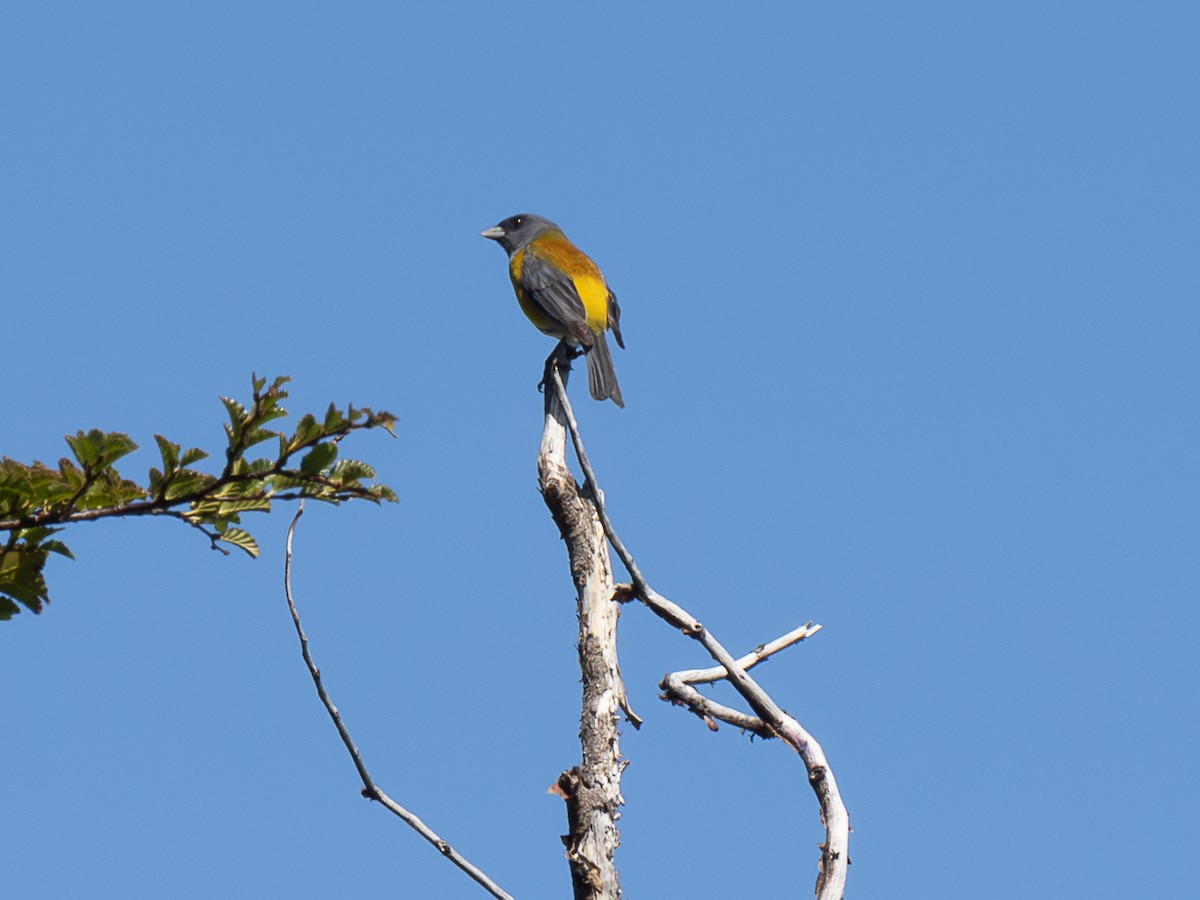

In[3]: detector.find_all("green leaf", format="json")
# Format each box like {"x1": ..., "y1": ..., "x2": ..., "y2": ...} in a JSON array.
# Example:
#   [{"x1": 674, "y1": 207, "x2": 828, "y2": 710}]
[
  {"x1": 299, "y1": 442, "x2": 337, "y2": 475},
  {"x1": 163, "y1": 471, "x2": 216, "y2": 500},
  {"x1": 65, "y1": 430, "x2": 104, "y2": 469},
  {"x1": 41, "y1": 540, "x2": 75, "y2": 560},
  {"x1": 0, "y1": 547, "x2": 50, "y2": 614},
  {"x1": 266, "y1": 474, "x2": 308, "y2": 491},
  {"x1": 246, "y1": 458, "x2": 275, "y2": 475},
  {"x1": 288, "y1": 414, "x2": 321, "y2": 451},
  {"x1": 255, "y1": 405, "x2": 289, "y2": 427},
  {"x1": 155, "y1": 434, "x2": 181, "y2": 471},
  {"x1": 221, "y1": 396, "x2": 247, "y2": 445},
  {"x1": 180, "y1": 447, "x2": 208, "y2": 467},
  {"x1": 16, "y1": 526, "x2": 62, "y2": 543},
  {"x1": 211, "y1": 478, "x2": 267, "y2": 498},
  {"x1": 218, "y1": 527, "x2": 259, "y2": 558},
  {"x1": 329, "y1": 458, "x2": 376, "y2": 483},
  {"x1": 242, "y1": 427, "x2": 279, "y2": 450},
  {"x1": 64, "y1": 430, "x2": 137, "y2": 473},
  {"x1": 57, "y1": 458, "x2": 85, "y2": 490},
  {"x1": 188, "y1": 496, "x2": 272, "y2": 519},
  {"x1": 367, "y1": 410, "x2": 398, "y2": 436},
  {"x1": 100, "y1": 433, "x2": 137, "y2": 464},
  {"x1": 220, "y1": 497, "x2": 272, "y2": 514},
  {"x1": 0, "y1": 459, "x2": 34, "y2": 495},
  {"x1": 24, "y1": 463, "x2": 75, "y2": 506},
  {"x1": 323, "y1": 403, "x2": 345, "y2": 431},
  {"x1": 222, "y1": 396, "x2": 247, "y2": 423},
  {"x1": 72, "y1": 472, "x2": 146, "y2": 510}
]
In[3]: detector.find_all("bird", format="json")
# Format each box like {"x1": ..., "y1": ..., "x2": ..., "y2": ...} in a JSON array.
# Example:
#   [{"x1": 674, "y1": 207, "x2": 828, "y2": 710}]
[{"x1": 481, "y1": 213, "x2": 625, "y2": 407}]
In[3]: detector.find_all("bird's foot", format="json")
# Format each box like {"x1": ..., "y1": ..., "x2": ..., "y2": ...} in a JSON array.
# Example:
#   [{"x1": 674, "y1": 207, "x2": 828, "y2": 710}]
[{"x1": 539, "y1": 342, "x2": 577, "y2": 393}]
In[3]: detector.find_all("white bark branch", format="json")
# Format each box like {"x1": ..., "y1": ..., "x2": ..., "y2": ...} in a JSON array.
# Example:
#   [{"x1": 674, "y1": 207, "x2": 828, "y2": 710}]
[
  {"x1": 669, "y1": 622, "x2": 823, "y2": 685},
  {"x1": 537, "y1": 354, "x2": 626, "y2": 900},
  {"x1": 548, "y1": 368, "x2": 851, "y2": 900},
  {"x1": 662, "y1": 622, "x2": 823, "y2": 735},
  {"x1": 282, "y1": 504, "x2": 514, "y2": 900}
]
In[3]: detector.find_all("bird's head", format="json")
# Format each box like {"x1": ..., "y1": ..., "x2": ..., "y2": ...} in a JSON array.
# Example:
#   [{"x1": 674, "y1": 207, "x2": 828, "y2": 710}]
[{"x1": 480, "y1": 213, "x2": 559, "y2": 255}]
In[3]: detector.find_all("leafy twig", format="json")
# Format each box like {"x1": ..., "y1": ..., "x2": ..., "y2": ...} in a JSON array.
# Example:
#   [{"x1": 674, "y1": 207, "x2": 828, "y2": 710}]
[{"x1": 0, "y1": 374, "x2": 396, "y2": 619}]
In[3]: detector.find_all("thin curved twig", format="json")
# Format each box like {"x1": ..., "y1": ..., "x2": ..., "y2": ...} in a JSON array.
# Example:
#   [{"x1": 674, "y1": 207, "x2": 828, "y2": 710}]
[
  {"x1": 548, "y1": 368, "x2": 850, "y2": 900},
  {"x1": 283, "y1": 503, "x2": 514, "y2": 900}
]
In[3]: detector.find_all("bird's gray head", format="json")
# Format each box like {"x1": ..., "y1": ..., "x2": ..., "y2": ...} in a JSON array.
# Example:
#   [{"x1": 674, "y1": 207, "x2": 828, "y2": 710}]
[{"x1": 480, "y1": 213, "x2": 560, "y2": 255}]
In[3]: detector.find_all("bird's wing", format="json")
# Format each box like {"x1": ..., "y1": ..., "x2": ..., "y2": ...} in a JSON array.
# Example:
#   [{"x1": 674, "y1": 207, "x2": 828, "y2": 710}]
[
  {"x1": 518, "y1": 245, "x2": 594, "y2": 342},
  {"x1": 607, "y1": 289, "x2": 624, "y2": 349}
]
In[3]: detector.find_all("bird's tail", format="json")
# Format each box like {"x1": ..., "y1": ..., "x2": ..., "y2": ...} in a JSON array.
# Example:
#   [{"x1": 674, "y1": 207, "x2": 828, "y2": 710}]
[{"x1": 585, "y1": 332, "x2": 624, "y2": 408}]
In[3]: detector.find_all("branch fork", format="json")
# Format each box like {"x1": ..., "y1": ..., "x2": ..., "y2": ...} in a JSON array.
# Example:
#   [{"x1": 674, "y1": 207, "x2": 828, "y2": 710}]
[{"x1": 543, "y1": 367, "x2": 850, "y2": 900}]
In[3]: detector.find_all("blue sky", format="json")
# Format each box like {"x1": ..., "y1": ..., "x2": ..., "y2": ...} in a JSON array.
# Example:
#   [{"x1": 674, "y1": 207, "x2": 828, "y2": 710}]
[{"x1": 2, "y1": 3, "x2": 1197, "y2": 897}]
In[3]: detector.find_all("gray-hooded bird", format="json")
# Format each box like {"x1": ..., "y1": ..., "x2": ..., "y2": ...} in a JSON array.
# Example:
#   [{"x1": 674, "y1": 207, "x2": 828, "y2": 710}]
[{"x1": 481, "y1": 214, "x2": 625, "y2": 407}]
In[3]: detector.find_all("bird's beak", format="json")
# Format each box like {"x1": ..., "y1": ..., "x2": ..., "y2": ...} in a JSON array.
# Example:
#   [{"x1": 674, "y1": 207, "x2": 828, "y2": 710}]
[{"x1": 479, "y1": 226, "x2": 505, "y2": 241}]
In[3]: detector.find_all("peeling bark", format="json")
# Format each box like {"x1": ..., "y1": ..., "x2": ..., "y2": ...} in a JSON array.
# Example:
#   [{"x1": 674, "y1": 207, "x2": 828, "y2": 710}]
[{"x1": 538, "y1": 372, "x2": 624, "y2": 900}]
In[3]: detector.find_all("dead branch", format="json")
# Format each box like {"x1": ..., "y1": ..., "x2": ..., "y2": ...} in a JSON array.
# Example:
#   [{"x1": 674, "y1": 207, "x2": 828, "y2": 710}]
[
  {"x1": 537, "y1": 351, "x2": 626, "y2": 900},
  {"x1": 661, "y1": 622, "x2": 823, "y2": 735},
  {"x1": 548, "y1": 368, "x2": 850, "y2": 900},
  {"x1": 283, "y1": 503, "x2": 514, "y2": 900},
  {"x1": 668, "y1": 622, "x2": 823, "y2": 685}
]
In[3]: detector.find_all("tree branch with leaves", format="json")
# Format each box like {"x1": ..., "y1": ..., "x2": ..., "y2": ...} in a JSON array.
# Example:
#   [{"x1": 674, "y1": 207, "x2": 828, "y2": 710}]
[{"x1": 0, "y1": 374, "x2": 396, "y2": 619}]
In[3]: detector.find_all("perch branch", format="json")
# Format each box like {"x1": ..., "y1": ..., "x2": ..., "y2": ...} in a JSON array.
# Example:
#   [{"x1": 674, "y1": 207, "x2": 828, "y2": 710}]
[
  {"x1": 283, "y1": 504, "x2": 513, "y2": 900},
  {"x1": 548, "y1": 368, "x2": 850, "y2": 900},
  {"x1": 537, "y1": 351, "x2": 627, "y2": 900}
]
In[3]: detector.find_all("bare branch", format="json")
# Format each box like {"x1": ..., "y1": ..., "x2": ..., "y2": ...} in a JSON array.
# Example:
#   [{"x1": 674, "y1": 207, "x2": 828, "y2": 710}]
[
  {"x1": 181, "y1": 513, "x2": 232, "y2": 556},
  {"x1": 657, "y1": 628, "x2": 825, "y2": 739},
  {"x1": 537, "y1": 350, "x2": 626, "y2": 900},
  {"x1": 661, "y1": 677, "x2": 768, "y2": 734},
  {"x1": 548, "y1": 368, "x2": 850, "y2": 900},
  {"x1": 661, "y1": 623, "x2": 824, "y2": 735},
  {"x1": 669, "y1": 622, "x2": 823, "y2": 685},
  {"x1": 282, "y1": 504, "x2": 514, "y2": 900}
]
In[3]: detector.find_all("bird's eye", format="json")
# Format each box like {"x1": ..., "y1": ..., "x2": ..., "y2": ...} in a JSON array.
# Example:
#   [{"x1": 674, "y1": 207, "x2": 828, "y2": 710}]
[{"x1": 512, "y1": 216, "x2": 524, "y2": 228}]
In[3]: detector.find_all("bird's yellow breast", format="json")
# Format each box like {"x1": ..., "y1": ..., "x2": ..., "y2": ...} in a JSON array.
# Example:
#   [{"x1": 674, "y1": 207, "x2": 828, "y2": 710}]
[{"x1": 513, "y1": 231, "x2": 610, "y2": 335}]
